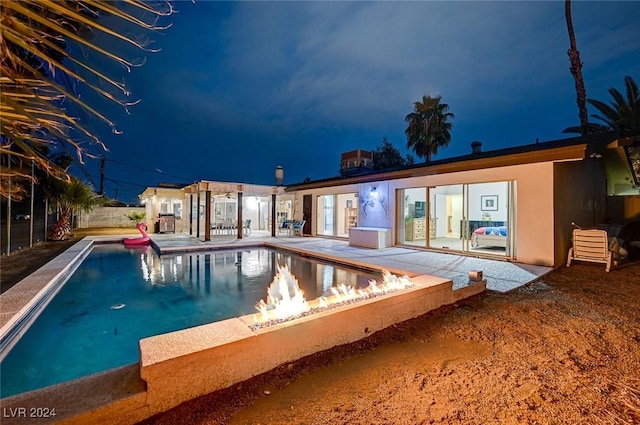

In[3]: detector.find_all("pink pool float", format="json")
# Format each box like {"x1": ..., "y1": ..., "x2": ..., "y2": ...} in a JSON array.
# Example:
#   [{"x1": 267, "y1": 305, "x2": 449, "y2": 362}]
[{"x1": 124, "y1": 222, "x2": 151, "y2": 247}]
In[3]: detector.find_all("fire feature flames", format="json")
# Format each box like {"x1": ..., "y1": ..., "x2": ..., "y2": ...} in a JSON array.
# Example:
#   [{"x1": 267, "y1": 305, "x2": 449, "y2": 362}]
[
  {"x1": 253, "y1": 264, "x2": 413, "y2": 328},
  {"x1": 255, "y1": 264, "x2": 310, "y2": 321}
]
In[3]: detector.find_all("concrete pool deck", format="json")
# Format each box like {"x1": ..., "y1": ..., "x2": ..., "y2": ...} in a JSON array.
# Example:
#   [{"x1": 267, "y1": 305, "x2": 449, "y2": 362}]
[
  {"x1": 0, "y1": 232, "x2": 551, "y2": 332},
  {"x1": 150, "y1": 232, "x2": 553, "y2": 293}
]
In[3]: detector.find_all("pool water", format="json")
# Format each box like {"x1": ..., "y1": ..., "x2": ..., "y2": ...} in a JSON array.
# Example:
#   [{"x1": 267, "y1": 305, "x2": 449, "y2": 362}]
[{"x1": 0, "y1": 245, "x2": 379, "y2": 398}]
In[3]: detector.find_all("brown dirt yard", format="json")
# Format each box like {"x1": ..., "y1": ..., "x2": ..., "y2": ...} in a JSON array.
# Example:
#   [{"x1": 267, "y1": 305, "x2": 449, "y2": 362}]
[{"x1": 2, "y1": 230, "x2": 639, "y2": 424}]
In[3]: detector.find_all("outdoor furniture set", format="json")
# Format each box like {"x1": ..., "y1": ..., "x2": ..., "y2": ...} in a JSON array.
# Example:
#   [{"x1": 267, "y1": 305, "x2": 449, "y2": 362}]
[
  {"x1": 212, "y1": 219, "x2": 251, "y2": 236},
  {"x1": 278, "y1": 220, "x2": 306, "y2": 236}
]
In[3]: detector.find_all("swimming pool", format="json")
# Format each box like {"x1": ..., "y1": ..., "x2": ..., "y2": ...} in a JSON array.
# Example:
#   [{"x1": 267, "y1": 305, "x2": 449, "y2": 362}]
[{"x1": 0, "y1": 245, "x2": 380, "y2": 398}]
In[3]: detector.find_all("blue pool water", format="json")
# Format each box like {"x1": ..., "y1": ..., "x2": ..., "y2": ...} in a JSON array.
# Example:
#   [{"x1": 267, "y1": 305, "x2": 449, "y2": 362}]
[{"x1": 0, "y1": 245, "x2": 379, "y2": 398}]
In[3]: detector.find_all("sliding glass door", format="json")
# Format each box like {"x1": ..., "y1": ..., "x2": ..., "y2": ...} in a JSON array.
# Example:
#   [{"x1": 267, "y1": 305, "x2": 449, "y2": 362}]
[
  {"x1": 398, "y1": 181, "x2": 514, "y2": 257},
  {"x1": 316, "y1": 193, "x2": 359, "y2": 238},
  {"x1": 465, "y1": 181, "x2": 512, "y2": 256},
  {"x1": 428, "y1": 185, "x2": 465, "y2": 250}
]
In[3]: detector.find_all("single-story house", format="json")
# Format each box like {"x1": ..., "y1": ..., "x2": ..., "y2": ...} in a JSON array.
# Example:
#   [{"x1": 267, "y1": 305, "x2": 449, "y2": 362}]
[
  {"x1": 284, "y1": 133, "x2": 639, "y2": 267},
  {"x1": 138, "y1": 133, "x2": 639, "y2": 268}
]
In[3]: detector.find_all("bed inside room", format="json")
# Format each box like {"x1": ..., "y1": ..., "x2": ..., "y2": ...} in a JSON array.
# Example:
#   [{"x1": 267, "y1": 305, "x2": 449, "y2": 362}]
[{"x1": 471, "y1": 226, "x2": 508, "y2": 248}]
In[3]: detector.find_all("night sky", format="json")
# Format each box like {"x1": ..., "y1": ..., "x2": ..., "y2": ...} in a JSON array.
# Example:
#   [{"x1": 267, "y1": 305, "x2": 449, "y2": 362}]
[{"x1": 71, "y1": 1, "x2": 640, "y2": 204}]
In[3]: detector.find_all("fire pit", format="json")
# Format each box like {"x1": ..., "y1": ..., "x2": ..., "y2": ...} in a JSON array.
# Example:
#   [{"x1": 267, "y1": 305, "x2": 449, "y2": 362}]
[{"x1": 138, "y1": 268, "x2": 485, "y2": 414}]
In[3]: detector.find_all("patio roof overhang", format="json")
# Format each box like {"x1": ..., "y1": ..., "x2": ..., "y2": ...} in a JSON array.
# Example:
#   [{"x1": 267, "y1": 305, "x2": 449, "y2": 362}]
[
  {"x1": 139, "y1": 186, "x2": 185, "y2": 200},
  {"x1": 183, "y1": 181, "x2": 288, "y2": 197}
]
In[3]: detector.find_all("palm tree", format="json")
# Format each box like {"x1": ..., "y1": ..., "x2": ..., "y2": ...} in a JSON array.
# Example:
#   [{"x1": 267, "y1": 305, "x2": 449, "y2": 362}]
[
  {"x1": 45, "y1": 177, "x2": 102, "y2": 241},
  {"x1": 405, "y1": 95, "x2": 454, "y2": 162},
  {"x1": 0, "y1": 0, "x2": 173, "y2": 200},
  {"x1": 125, "y1": 211, "x2": 146, "y2": 226},
  {"x1": 564, "y1": 76, "x2": 640, "y2": 136},
  {"x1": 565, "y1": 0, "x2": 589, "y2": 135}
]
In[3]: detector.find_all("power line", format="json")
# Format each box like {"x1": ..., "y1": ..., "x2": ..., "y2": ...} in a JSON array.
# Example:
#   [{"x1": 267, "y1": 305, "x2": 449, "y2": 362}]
[
  {"x1": 72, "y1": 155, "x2": 194, "y2": 202},
  {"x1": 103, "y1": 176, "x2": 150, "y2": 190},
  {"x1": 104, "y1": 157, "x2": 193, "y2": 182}
]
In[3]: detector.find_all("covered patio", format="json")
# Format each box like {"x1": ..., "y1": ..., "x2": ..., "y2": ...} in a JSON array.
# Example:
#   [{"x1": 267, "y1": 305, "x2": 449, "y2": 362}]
[{"x1": 182, "y1": 180, "x2": 296, "y2": 241}]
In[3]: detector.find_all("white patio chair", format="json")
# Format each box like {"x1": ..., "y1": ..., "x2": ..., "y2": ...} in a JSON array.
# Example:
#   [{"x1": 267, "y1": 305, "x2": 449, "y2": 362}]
[
  {"x1": 291, "y1": 220, "x2": 306, "y2": 236},
  {"x1": 567, "y1": 228, "x2": 612, "y2": 272}
]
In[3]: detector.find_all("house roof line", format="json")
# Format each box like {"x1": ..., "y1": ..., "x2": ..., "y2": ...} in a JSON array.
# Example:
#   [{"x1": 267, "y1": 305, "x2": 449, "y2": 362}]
[{"x1": 286, "y1": 133, "x2": 622, "y2": 191}]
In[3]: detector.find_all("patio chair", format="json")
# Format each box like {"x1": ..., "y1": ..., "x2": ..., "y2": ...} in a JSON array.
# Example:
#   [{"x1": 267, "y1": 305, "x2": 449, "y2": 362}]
[
  {"x1": 278, "y1": 220, "x2": 293, "y2": 236},
  {"x1": 567, "y1": 228, "x2": 612, "y2": 272},
  {"x1": 243, "y1": 219, "x2": 251, "y2": 235},
  {"x1": 291, "y1": 220, "x2": 305, "y2": 236}
]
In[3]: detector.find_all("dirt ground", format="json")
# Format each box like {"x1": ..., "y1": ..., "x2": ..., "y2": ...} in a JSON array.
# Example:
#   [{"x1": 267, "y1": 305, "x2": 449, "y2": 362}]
[
  {"x1": 2, "y1": 230, "x2": 639, "y2": 424},
  {"x1": 136, "y1": 260, "x2": 639, "y2": 425}
]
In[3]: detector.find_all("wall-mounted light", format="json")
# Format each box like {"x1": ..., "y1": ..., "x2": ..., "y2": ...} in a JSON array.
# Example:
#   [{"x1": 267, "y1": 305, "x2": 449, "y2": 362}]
[{"x1": 370, "y1": 186, "x2": 378, "y2": 199}]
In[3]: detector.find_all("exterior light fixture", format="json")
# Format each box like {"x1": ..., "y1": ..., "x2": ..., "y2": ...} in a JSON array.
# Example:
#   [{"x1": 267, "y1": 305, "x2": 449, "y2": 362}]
[
  {"x1": 370, "y1": 186, "x2": 378, "y2": 198},
  {"x1": 273, "y1": 166, "x2": 283, "y2": 237}
]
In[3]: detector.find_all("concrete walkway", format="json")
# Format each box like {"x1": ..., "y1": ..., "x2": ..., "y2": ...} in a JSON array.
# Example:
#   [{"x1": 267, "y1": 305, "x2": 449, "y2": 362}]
[{"x1": 150, "y1": 233, "x2": 553, "y2": 293}]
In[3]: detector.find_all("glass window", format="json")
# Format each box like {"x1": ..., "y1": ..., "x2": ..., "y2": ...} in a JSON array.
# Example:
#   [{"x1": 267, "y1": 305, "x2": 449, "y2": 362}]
[
  {"x1": 213, "y1": 199, "x2": 238, "y2": 224},
  {"x1": 173, "y1": 201, "x2": 182, "y2": 218},
  {"x1": 214, "y1": 202, "x2": 224, "y2": 222}
]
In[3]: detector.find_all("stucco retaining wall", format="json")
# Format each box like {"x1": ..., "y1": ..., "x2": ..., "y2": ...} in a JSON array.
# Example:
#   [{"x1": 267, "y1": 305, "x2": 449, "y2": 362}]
[{"x1": 138, "y1": 274, "x2": 479, "y2": 413}]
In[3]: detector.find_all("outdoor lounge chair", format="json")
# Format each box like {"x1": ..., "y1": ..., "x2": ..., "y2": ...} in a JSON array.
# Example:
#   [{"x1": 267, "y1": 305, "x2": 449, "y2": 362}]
[{"x1": 567, "y1": 228, "x2": 612, "y2": 272}]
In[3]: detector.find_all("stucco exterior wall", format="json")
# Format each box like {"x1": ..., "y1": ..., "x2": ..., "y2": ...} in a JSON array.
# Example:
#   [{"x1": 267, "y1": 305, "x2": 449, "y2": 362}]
[
  {"x1": 511, "y1": 162, "x2": 556, "y2": 266},
  {"x1": 139, "y1": 188, "x2": 187, "y2": 233},
  {"x1": 292, "y1": 161, "x2": 559, "y2": 267},
  {"x1": 358, "y1": 181, "x2": 392, "y2": 228}
]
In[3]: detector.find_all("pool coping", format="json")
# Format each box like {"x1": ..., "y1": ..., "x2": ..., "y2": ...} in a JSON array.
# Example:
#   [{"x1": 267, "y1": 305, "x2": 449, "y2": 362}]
[
  {"x1": 0, "y1": 238, "x2": 98, "y2": 356},
  {"x1": 0, "y1": 235, "x2": 409, "y2": 355}
]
